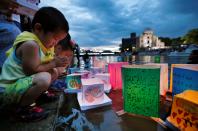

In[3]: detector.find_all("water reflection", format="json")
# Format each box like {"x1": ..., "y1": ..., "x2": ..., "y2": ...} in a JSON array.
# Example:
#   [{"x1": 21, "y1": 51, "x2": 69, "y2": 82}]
[
  {"x1": 60, "y1": 55, "x2": 185, "y2": 131},
  {"x1": 85, "y1": 55, "x2": 189, "y2": 68},
  {"x1": 85, "y1": 107, "x2": 123, "y2": 131},
  {"x1": 58, "y1": 91, "x2": 168, "y2": 131},
  {"x1": 55, "y1": 108, "x2": 94, "y2": 130}
]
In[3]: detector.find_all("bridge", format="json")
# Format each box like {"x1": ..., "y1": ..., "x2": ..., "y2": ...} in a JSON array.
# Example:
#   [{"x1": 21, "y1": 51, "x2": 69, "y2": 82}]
[{"x1": 79, "y1": 52, "x2": 118, "y2": 56}]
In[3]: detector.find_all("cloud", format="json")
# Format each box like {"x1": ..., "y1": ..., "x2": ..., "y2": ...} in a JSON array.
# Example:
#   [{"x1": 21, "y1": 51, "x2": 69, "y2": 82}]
[{"x1": 39, "y1": 0, "x2": 198, "y2": 49}]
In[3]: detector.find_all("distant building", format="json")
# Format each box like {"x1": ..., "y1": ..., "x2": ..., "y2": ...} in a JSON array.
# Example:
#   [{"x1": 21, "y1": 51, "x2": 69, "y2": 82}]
[
  {"x1": 121, "y1": 33, "x2": 137, "y2": 52},
  {"x1": 137, "y1": 28, "x2": 165, "y2": 49},
  {"x1": 121, "y1": 28, "x2": 165, "y2": 52}
]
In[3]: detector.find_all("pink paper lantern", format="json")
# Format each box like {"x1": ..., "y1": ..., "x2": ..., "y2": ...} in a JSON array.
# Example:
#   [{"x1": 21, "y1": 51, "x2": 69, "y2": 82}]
[{"x1": 108, "y1": 62, "x2": 128, "y2": 90}]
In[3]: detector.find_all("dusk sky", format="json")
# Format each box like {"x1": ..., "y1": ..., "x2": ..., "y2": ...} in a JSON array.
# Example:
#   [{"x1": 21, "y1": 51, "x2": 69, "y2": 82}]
[{"x1": 39, "y1": 0, "x2": 198, "y2": 50}]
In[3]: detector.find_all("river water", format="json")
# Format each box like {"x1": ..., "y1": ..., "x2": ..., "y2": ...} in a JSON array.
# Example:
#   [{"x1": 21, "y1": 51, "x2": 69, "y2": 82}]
[
  {"x1": 56, "y1": 55, "x2": 191, "y2": 131},
  {"x1": 79, "y1": 55, "x2": 190, "y2": 69}
]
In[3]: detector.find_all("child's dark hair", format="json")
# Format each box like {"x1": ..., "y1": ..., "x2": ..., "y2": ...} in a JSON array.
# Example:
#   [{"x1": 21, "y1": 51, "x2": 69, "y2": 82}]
[
  {"x1": 32, "y1": 7, "x2": 69, "y2": 33},
  {"x1": 58, "y1": 34, "x2": 73, "y2": 51}
]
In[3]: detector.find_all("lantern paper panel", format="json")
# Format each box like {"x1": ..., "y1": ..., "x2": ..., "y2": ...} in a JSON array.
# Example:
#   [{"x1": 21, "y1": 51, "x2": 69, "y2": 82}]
[
  {"x1": 68, "y1": 67, "x2": 80, "y2": 74},
  {"x1": 16, "y1": 0, "x2": 40, "y2": 10},
  {"x1": 167, "y1": 90, "x2": 198, "y2": 131},
  {"x1": 95, "y1": 73, "x2": 111, "y2": 93},
  {"x1": 81, "y1": 78, "x2": 104, "y2": 104},
  {"x1": 15, "y1": 0, "x2": 39, "y2": 17},
  {"x1": 77, "y1": 92, "x2": 112, "y2": 111},
  {"x1": 172, "y1": 67, "x2": 198, "y2": 95},
  {"x1": 75, "y1": 70, "x2": 91, "y2": 79},
  {"x1": 65, "y1": 74, "x2": 82, "y2": 93},
  {"x1": 92, "y1": 57, "x2": 107, "y2": 72},
  {"x1": 170, "y1": 64, "x2": 198, "y2": 92},
  {"x1": 108, "y1": 62, "x2": 128, "y2": 90},
  {"x1": 90, "y1": 67, "x2": 103, "y2": 75},
  {"x1": 146, "y1": 63, "x2": 168, "y2": 96},
  {"x1": 122, "y1": 65, "x2": 160, "y2": 117}
]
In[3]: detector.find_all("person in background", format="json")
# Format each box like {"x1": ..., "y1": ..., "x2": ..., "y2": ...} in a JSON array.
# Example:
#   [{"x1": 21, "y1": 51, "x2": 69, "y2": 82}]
[
  {"x1": 74, "y1": 43, "x2": 80, "y2": 67},
  {"x1": 12, "y1": 13, "x2": 22, "y2": 31},
  {"x1": 188, "y1": 50, "x2": 198, "y2": 64},
  {"x1": 0, "y1": 9, "x2": 21, "y2": 72},
  {"x1": 0, "y1": 7, "x2": 69, "y2": 121},
  {"x1": 20, "y1": 15, "x2": 32, "y2": 32},
  {"x1": 83, "y1": 50, "x2": 91, "y2": 69}
]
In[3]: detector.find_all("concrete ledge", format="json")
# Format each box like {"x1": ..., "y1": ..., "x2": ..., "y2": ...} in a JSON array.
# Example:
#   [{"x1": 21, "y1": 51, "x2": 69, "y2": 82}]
[{"x1": 0, "y1": 93, "x2": 62, "y2": 131}]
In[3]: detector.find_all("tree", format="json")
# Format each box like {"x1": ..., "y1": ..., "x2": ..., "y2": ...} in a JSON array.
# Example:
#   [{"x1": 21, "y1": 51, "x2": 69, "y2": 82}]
[
  {"x1": 159, "y1": 37, "x2": 172, "y2": 46},
  {"x1": 119, "y1": 44, "x2": 122, "y2": 52},
  {"x1": 171, "y1": 37, "x2": 184, "y2": 45},
  {"x1": 183, "y1": 28, "x2": 198, "y2": 45}
]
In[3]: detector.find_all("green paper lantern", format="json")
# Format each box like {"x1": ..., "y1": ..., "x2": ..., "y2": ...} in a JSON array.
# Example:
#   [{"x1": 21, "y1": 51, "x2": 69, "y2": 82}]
[{"x1": 122, "y1": 65, "x2": 160, "y2": 117}]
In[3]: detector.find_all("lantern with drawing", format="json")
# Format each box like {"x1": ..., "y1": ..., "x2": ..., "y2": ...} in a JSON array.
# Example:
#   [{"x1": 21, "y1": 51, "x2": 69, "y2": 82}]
[
  {"x1": 77, "y1": 78, "x2": 112, "y2": 111},
  {"x1": 167, "y1": 90, "x2": 198, "y2": 131},
  {"x1": 81, "y1": 78, "x2": 104, "y2": 104},
  {"x1": 170, "y1": 64, "x2": 198, "y2": 95},
  {"x1": 65, "y1": 74, "x2": 82, "y2": 92}
]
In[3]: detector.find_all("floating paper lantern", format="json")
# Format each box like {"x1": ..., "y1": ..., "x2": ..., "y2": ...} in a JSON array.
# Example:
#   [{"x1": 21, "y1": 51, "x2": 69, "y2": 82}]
[
  {"x1": 75, "y1": 70, "x2": 91, "y2": 79},
  {"x1": 170, "y1": 64, "x2": 198, "y2": 95},
  {"x1": 81, "y1": 78, "x2": 104, "y2": 104},
  {"x1": 65, "y1": 74, "x2": 82, "y2": 93},
  {"x1": 108, "y1": 62, "x2": 128, "y2": 90},
  {"x1": 146, "y1": 63, "x2": 168, "y2": 96},
  {"x1": 95, "y1": 73, "x2": 111, "y2": 93},
  {"x1": 68, "y1": 67, "x2": 80, "y2": 74},
  {"x1": 167, "y1": 90, "x2": 198, "y2": 131},
  {"x1": 89, "y1": 67, "x2": 103, "y2": 75},
  {"x1": 92, "y1": 57, "x2": 107, "y2": 72},
  {"x1": 122, "y1": 65, "x2": 160, "y2": 117},
  {"x1": 77, "y1": 93, "x2": 112, "y2": 111}
]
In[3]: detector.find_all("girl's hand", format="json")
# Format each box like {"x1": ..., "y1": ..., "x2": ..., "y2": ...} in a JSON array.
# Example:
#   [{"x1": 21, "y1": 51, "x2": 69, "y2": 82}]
[{"x1": 53, "y1": 56, "x2": 69, "y2": 67}]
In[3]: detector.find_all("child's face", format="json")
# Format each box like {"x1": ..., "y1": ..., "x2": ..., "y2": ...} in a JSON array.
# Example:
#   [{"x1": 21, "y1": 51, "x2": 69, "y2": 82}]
[
  {"x1": 42, "y1": 31, "x2": 67, "y2": 48},
  {"x1": 35, "y1": 26, "x2": 67, "y2": 48},
  {"x1": 55, "y1": 45, "x2": 74, "y2": 64},
  {"x1": 62, "y1": 50, "x2": 73, "y2": 65}
]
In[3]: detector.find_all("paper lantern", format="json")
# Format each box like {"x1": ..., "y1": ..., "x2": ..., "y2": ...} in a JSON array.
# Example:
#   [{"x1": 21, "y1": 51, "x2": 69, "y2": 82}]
[
  {"x1": 81, "y1": 78, "x2": 104, "y2": 104},
  {"x1": 104, "y1": 64, "x2": 108, "y2": 73},
  {"x1": 65, "y1": 74, "x2": 82, "y2": 93},
  {"x1": 77, "y1": 92, "x2": 112, "y2": 111},
  {"x1": 92, "y1": 57, "x2": 107, "y2": 72},
  {"x1": 95, "y1": 73, "x2": 111, "y2": 93},
  {"x1": 170, "y1": 64, "x2": 198, "y2": 95},
  {"x1": 75, "y1": 70, "x2": 91, "y2": 79},
  {"x1": 154, "y1": 55, "x2": 160, "y2": 63},
  {"x1": 77, "y1": 78, "x2": 112, "y2": 110},
  {"x1": 108, "y1": 62, "x2": 128, "y2": 90},
  {"x1": 146, "y1": 63, "x2": 168, "y2": 96},
  {"x1": 89, "y1": 67, "x2": 103, "y2": 75},
  {"x1": 68, "y1": 67, "x2": 80, "y2": 74},
  {"x1": 167, "y1": 90, "x2": 198, "y2": 131},
  {"x1": 122, "y1": 65, "x2": 160, "y2": 117}
]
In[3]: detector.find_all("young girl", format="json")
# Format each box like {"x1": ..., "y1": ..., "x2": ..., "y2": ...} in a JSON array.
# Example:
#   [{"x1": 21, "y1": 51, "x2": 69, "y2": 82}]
[{"x1": 50, "y1": 34, "x2": 74, "y2": 91}]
